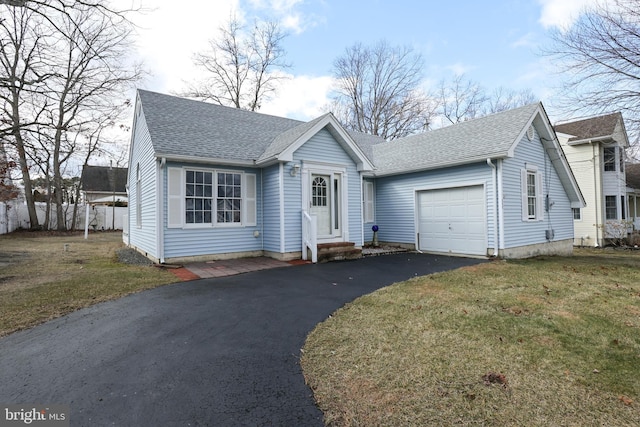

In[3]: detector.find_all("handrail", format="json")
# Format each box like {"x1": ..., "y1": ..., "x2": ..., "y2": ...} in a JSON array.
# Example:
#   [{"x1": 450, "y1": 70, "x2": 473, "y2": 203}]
[{"x1": 302, "y1": 210, "x2": 318, "y2": 263}]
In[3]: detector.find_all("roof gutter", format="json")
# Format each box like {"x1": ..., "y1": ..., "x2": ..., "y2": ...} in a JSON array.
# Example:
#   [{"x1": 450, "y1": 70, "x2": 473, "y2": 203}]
[
  {"x1": 370, "y1": 153, "x2": 509, "y2": 178},
  {"x1": 566, "y1": 136, "x2": 614, "y2": 146},
  {"x1": 155, "y1": 153, "x2": 255, "y2": 167}
]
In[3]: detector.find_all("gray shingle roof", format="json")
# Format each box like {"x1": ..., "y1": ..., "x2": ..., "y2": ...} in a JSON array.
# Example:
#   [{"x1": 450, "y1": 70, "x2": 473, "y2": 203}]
[
  {"x1": 626, "y1": 163, "x2": 640, "y2": 190},
  {"x1": 138, "y1": 90, "x2": 304, "y2": 162},
  {"x1": 137, "y1": 91, "x2": 546, "y2": 176},
  {"x1": 372, "y1": 103, "x2": 541, "y2": 175},
  {"x1": 81, "y1": 165, "x2": 128, "y2": 193}
]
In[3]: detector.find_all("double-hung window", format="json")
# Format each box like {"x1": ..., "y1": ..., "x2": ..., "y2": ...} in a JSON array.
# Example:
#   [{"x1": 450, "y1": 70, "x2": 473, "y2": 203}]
[
  {"x1": 167, "y1": 168, "x2": 256, "y2": 228},
  {"x1": 185, "y1": 170, "x2": 213, "y2": 224},
  {"x1": 605, "y1": 195, "x2": 617, "y2": 220},
  {"x1": 603, "y1": 147, "x2": 616, "y2": 172},
  {"x1": 521, "y1": 167, "x2": 543, "y2": 221},
  {"x1": 217, "y1": 172, "x2": 242, "y2": 224}
]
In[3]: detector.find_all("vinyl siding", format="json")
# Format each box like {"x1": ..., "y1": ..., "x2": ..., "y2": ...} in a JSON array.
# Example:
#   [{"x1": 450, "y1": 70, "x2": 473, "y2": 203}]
[
  {"x1": 292, "y1": 128, "x2": 363, "y2": 248},
  {"x1": 262, "y1": 164, "x2": 282, "y2": 253},
  {"x1": 162, "y1": 162, "x2": 263, "y2": 258},
  {"x1": 559, "y1": 139, "x2": 601, "y2": 245},
  {"x1": 127, "y1": 110, "x2": 158, "y2": 258},
  {"x1": 502, "y1": 130, "x2": 573, "y2": 249},
  {"x1": 374, "y1": 163, "x2": 495, "y2": 249}
]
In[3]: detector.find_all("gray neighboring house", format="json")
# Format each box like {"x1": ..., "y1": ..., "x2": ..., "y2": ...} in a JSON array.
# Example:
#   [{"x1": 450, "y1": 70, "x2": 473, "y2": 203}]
[
  {"x1": 81, "y1": 165, "x2": 128, "y2": 205},
  {"x1": 125, "y1": 90, "x2": 584, "y2": 263}
]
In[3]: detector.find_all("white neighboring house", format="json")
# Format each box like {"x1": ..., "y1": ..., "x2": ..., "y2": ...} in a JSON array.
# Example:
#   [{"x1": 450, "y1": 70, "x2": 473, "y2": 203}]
[
  {"x1": 626, "y1": 163, "x2": 640, "y2": 232},
  {"x1": 555, "y1": 113, "x2": 630, "y2": 246}
]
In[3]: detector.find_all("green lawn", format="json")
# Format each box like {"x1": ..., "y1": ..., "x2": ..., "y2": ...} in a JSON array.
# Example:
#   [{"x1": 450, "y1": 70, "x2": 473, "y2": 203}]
[{"x1": 301, "y1": 249, "x2": 640, "y2": 426}]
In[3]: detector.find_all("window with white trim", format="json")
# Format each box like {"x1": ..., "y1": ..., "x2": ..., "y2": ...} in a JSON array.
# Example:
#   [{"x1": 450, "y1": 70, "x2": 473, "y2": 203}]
[
  {"x1": 605, "y1": 195, "x2": 617, "y2": 220},
  {"x1": 521, "y1": 167, "x2": 543, "y2": 221},
  {"x1": 216, "y1": 172, "x2": 242, "y2": 224},
  {"x1": 572, "y1": 208, "x2": 581, "y2": 220},
  {"x1": 166, "y1": 168, "x2": 256, "y2": 228},
  {"x1": 185, "y1": 170, "x2": 213, "y2": 224},
  {"x1": 604, "y1": 147, "x2": 616, "y2": 171},
  {"x1": 363, "y1": 180, "x2": 375, "y2": 223}
]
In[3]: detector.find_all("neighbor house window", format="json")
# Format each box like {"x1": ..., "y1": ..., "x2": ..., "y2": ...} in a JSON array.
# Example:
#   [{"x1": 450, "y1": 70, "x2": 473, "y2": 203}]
[
  {"x1": 186, "y1": 170, "x2": 213, "y2": 224},
  {"x1": 217, "y1": 172, "x2": 242, "y2": 224},
  {"x1": 573, "y1": 208, "x2": 581, "y2": 220},
  {"x1": 605, "y1": 195, "x2": 617, "y2": 220},
  {"x1": 604, "y1": 147, "x2": 616, "y2": 171},
  {"x1": 521, "y1": 167, "x2": 543, "y2": 221}
]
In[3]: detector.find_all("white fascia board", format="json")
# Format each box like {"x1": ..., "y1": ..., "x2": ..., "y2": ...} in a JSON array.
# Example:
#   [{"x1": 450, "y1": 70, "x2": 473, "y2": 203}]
[
  {"x1": 155, "y1": 153, "x2": 255, "y2": 167},
  {"x1": 275, "y1": 114, "x2": 375, "y2": 171}
]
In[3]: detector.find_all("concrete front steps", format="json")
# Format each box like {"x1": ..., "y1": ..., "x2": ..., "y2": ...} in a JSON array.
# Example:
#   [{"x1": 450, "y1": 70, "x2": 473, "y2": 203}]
[{"x1": 317, "y1": 242, "x2": 362, "y2": 263}]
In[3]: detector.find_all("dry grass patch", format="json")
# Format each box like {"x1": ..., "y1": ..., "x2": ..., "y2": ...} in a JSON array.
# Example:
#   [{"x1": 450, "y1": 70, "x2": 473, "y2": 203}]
[
  {"x1": 0, "y1": 231, "x2": 176, "y2": 337},
  {"x1": 302, "y1": 249, "x2": 640, "y2": 426}
]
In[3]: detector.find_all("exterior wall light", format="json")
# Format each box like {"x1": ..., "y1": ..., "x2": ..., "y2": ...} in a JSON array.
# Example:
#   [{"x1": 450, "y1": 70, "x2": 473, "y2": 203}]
[{"x1": 290, "y1": 164, "x2": 300, "y2": 177}]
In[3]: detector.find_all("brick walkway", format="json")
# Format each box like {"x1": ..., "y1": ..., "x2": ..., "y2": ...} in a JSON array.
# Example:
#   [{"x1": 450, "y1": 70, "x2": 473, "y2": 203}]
[{"x1": 169, "y1": 257, "x2": 303, "y2": 281}]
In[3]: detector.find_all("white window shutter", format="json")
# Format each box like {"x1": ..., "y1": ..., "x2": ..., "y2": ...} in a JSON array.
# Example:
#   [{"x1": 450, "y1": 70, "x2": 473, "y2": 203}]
[
  {"x1": 167, "y1": 167, "x2": 183, "y2": 228},
  {"x1": 520, "y1": 169, "x2": 528, "y2": 221},
  {"x1": 244, "y1": 173, "x2": 257, "y2": 226},
  {"x1": 536, "y1": 171, "x2": 544, "y2": 221},
  {"x1": 364, "y1": 181, "x2": 374, "y2": 223}
]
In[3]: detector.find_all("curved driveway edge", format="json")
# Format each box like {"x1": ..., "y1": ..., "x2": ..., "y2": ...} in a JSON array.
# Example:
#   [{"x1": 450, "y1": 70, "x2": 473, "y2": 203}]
[{"x1": 0, "y1": 253, "x2": 485, "y2": 426}]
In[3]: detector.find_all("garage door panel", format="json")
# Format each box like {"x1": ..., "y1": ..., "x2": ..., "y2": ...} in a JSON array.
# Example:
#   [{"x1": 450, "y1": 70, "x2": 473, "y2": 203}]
[{"x1": 418, "y1": 186, "x2": 486, "y2": 256}]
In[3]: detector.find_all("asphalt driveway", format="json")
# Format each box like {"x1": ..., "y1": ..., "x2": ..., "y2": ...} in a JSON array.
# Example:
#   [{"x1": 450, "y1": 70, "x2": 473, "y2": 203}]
[{"x1": 0, "y1": 253, "x2": 485, "y2": 426}]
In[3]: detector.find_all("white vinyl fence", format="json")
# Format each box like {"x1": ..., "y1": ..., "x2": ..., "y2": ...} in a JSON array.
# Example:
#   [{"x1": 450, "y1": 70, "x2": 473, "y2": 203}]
[{"x1": 0, "y1": 201, "x2": 127, "y2": 234}]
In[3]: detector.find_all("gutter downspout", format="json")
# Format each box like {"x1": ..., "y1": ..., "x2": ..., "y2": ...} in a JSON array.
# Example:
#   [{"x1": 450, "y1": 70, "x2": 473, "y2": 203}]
[
  {"x1": 158, "y1": 157, "x2": 166, "y2": 263},
  {"x1": 593, "y1": 144, "x2": 601, "y2": 246},
  {"x1": 487, "y1": 158, "x2": 499, "y2": 257}
]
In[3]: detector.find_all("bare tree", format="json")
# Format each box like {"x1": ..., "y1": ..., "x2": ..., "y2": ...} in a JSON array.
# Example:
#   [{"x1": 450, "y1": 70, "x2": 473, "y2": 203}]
[
  {"x1": 544, "y1": 0, "x2": 640, "y2": 144},
  {"x1": 0, "y1": 2, "x2": 141, "y2": 230},
  {"x1": 485, "y1": 87, "x2": 537, "y2": 114},
  {"x1": 330, "y1": 40, "x2": 436, "y2": 140},
  {"x1": 0, "y1": 5, "x2": 52, "y2": 228},
  {"x1": 42, "y1": 4, "x2": 142, "y2": 230},
  {"x1": 184, "y1": 15, "x2": 290, "y2": 111},
  {"x1": 438, "y1": 74, "x2": 488, "y2": 124},
  {"x1": 438, "y1": 75, "x2": 537, "y2": 125}
]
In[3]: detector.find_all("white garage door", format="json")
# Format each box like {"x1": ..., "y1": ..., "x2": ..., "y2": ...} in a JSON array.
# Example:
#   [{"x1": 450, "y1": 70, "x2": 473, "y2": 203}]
[{"x1": 417, "y1": 185, "x2": 486, "y2": 256}]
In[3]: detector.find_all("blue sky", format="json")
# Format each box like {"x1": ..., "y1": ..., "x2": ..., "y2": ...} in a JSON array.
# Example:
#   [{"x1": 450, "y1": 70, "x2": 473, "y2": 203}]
[{"x1": 130, "y1": 0, "x2": 598, "y2": 122}]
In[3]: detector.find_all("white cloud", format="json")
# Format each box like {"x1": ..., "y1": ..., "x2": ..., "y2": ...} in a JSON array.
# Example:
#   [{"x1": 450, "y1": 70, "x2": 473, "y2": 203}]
[
  {"x1": 125, "y1": 0, "x2": 239, "y2": 93},
  {"x1": 261, "y1": 74, "x2": 334, "y2": 120},
  {"x1": 537, "y1": 0, "x2": 598, "y2": 29}
]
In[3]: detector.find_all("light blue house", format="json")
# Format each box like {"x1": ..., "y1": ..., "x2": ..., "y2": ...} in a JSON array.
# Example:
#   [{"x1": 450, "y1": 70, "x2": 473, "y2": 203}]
[{"x1": 125, "y1": 90, "x2": 584, "y2": 263}]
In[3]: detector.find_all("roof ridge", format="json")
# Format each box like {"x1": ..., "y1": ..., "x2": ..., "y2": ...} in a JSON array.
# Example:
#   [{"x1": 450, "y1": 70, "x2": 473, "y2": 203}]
[{"x1": 137, "y1": 89, "x2": 305, "y2": 125}]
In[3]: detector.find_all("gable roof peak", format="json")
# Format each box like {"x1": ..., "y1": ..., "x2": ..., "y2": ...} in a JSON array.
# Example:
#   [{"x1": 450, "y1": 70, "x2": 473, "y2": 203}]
[{"x1": 553, "y1": 111, "x2": 623, "y2": 142}]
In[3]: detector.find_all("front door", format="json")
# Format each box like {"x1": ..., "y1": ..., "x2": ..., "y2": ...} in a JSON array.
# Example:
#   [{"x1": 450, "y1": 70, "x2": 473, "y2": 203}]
[{"x1": 310, "y1": 173, "x2": 342, "y2": 238}]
